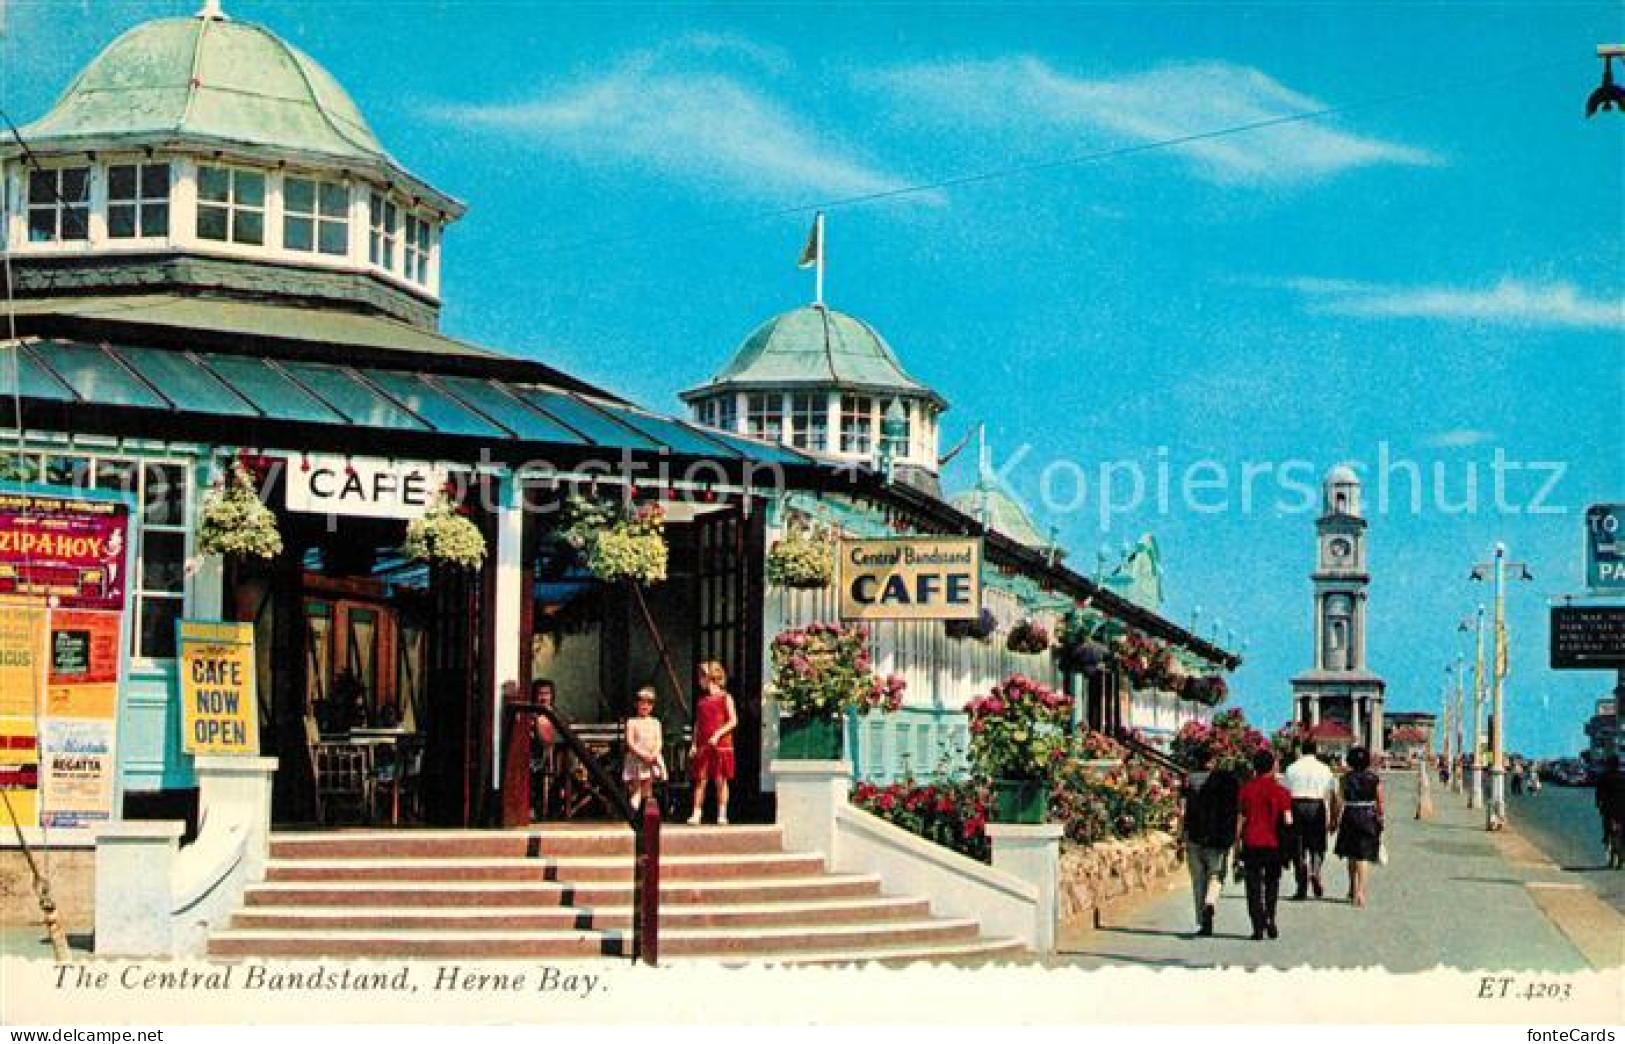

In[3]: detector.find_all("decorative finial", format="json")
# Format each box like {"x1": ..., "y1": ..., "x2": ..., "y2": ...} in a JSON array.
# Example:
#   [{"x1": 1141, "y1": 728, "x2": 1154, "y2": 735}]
[{"x1": 198, "y1": 0, "x2": 227, "y2": 20}]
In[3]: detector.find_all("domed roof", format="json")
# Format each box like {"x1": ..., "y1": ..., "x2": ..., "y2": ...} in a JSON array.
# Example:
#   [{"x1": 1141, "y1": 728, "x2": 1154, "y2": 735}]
[
  {"x1": 950, "y1": 480, "x2": 1049, "y2": 550},
  {"x1": 683, "y1": 305, "x2": 944, "y2": 407},
  {"x1": 18, "y1": 8, "x2": 459, "y2": 214},
  {"x1": 1326, "y1": 464, "x2": 1361, "y2": 486}
]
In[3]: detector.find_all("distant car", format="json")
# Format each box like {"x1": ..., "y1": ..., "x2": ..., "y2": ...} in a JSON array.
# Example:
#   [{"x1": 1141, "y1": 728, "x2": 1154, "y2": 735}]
[{"x1": 1549, "y1": 760, "x2": 1593, "y2": 787}]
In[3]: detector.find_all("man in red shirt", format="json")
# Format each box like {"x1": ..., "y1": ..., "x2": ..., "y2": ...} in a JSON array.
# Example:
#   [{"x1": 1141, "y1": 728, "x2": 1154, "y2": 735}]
[{"x1": 1236, "y1": 748, "x2": 1294, "y2": 940}]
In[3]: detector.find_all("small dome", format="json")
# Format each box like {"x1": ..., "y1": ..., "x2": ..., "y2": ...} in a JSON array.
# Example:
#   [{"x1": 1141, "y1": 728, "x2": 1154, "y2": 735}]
[
  {"x1": 951, "y1": 481, "x2": 1049, "y2": 550},
  {"x1": 1326, "y1": 464, "x2": 1361, "y2": 487},
  {"x1": 19, "y1": 10, "x2": 456, "y2": 213},
  {"x1": 685, "y1": 305, "x2": 943, "y2": 406}
]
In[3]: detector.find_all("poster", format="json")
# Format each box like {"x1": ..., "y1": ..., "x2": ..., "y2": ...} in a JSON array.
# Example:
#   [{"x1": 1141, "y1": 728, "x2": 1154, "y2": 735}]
[
  {"x1": 178, "y1": 620, "x2": 260, "y2": 755},
  {"x1": 0, "y1": 599, "x2": 46, "y2": 718},
  {"x1": 0, "y1": 489, "x2": 129, "y2": 611},
  {"x1": 0, "y1": 487, "x2": 130, "y2": 831},
  {"x1": 44, "y1": 609, "x2": 121, "y2": 719},
  {"x1": 38, "y1": 719, "x2": 114, "y2": 829}
]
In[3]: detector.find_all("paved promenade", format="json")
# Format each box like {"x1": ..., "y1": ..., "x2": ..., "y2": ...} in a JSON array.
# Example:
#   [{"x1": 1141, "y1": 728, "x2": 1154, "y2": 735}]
[{"x1": 1059, "y1": 772, "x2": 1624, "y2": 971}]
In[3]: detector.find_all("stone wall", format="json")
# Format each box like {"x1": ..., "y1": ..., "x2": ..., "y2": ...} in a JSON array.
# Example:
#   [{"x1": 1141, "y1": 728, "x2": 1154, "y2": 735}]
[
  {"x1": 1, "y1": 849, "x2": 95, "y2": 939},
  {"x1": 1058, "y1": 831, "x2": 1182, "y2": 926}
]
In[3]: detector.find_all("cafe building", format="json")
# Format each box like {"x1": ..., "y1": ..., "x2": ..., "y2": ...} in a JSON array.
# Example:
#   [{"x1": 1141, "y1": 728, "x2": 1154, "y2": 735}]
[{"x1": 1, "y1": 2, "x2": 1240, "y2": 861}]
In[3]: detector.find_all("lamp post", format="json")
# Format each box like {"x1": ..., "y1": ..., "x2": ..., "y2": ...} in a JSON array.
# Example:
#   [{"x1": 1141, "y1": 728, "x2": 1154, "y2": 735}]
[
  {"x1": 1458, "y1": 607, "x2": 1486, "y2": 809},
  {"x1": 1440, "y1": 665, "x2": 1454, "y2": 790},
  {"x1": 1470, "y1": 543, "x2": 1534, "y2": 831},
  {"x1": 1452, "y1": 653, "x2": 1466, "y2": 795}
]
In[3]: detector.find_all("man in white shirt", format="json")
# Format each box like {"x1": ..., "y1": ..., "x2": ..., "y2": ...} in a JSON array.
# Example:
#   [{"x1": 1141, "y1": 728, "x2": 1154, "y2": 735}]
[{"x1": 1282, "y1": 740, "x2": 1339, "y2": 900}]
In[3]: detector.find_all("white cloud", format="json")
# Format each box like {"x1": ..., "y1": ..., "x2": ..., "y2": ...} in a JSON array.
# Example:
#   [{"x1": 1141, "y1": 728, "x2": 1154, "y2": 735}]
[
  {"x1": 1422, "y1": 429, "x2": 1496, "y2": 448},
  {"x1": 427, "y1": 44, "x2": 928, "y2": 203},
  {"x1": 1287, "y1": 277, "x2": 1625, "y2": 329},
  {"x1": 869, "y1": 58, "x2": 1439, "y2": 185}
]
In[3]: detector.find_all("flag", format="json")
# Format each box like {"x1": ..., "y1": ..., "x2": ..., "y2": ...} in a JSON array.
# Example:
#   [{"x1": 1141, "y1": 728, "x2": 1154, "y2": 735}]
[
  {"x1": 1495, "y1": 618, "x2": 1509, "y2": 679},
  {"x1": 797, "y1": 213, "x2": 823, "y2": 269}
]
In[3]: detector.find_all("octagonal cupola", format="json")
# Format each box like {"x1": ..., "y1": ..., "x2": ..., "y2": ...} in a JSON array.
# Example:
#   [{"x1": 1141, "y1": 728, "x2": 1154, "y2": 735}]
[
  {"x1": 683, "y1": 302, "x2": 948, "y2": 491},
  {"x1": 2, "y1": 1, "x2": 464, "y2": 328}
]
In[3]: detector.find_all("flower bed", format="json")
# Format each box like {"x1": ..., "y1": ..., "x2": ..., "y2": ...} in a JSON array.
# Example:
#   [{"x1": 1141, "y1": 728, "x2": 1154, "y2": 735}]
[
  {"x1": 851, "y1": 779, "x2": 991, "y2": 863},
  {"x1": 1051, "y1": 737, "x2": 1180, "y2": 846}
]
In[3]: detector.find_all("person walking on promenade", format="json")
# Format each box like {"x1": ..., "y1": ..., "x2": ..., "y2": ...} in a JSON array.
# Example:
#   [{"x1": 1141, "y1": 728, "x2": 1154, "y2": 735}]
[
  {"x1": 1283, "y1": 740, "x2": 1339, "y2": 900},
  {"x1": 1236, "y1": 748, "x2": 1293, "y2": 941},
  {"x1": 1334, "y1": 746, "x2": 1385, "y2": 907},
  {"x1": 687, "y1": 661, "x2": 737, "y2": 825},
  {"x1": 1182, "y1": 747, "x2": 1241, "y2": 937}
]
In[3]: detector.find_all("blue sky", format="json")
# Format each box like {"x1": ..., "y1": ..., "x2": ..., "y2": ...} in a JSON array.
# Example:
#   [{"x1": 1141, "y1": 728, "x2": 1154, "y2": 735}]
[{"x1": 11, "y1": 1, "x2": 1623, "y2": 756}]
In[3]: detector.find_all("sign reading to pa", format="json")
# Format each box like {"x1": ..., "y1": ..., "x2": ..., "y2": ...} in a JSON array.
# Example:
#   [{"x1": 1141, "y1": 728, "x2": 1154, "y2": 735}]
[
  {"x1": 839, "y1": 537, "x2": 982, "y2": 621},
  {"x1": 1586, "y1": 504, "x2": 1625, "y2": 592}
]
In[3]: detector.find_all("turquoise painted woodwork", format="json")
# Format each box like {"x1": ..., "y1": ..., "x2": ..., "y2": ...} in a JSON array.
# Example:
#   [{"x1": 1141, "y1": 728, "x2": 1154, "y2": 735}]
[{"x1": 848, "y1": 706, "x2": 970, "y2": 783}]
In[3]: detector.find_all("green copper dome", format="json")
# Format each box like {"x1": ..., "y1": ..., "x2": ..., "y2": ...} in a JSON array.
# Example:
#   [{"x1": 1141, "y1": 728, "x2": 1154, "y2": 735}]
[
  {"x1": 683, "y1": 305, "x2": 944, "y2": 407},
  {"x1": 18, "y1": 9, "x2": 459, "y2": 215},
  {"x1": 950, "y1": 480, "x2": 1050, "y2": 551}
]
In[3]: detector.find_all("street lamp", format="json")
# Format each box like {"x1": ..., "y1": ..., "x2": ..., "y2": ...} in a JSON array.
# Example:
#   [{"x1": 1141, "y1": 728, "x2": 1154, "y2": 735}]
[
  {"x1": 1470, "y1": 543, "x2": 1534, "y2": 831},
  {"x1": 1587, "y1": 46, "x2": 1625, "y2": 117},
  {"x1": 1458, "y1": 607, "x2": 1486, "y2": 810},
  {"x1": 1452, "y1": 652, "x2": 1466, "y2": 794}
]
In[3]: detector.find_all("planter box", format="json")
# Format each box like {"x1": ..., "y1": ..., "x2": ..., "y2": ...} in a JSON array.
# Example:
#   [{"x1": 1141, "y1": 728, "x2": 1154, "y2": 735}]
[
  {"x1": 779, "y1": 716, "x2": 843, "y2": 760},
  {"x1": 992, "y1": 778, "x2": 1050, "y2": 824}
]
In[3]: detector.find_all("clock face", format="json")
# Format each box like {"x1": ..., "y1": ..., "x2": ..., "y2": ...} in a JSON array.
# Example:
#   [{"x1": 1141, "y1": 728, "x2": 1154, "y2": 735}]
[{"x1": 1329, "y1": 538, "x2": 1353, "y2": 561}]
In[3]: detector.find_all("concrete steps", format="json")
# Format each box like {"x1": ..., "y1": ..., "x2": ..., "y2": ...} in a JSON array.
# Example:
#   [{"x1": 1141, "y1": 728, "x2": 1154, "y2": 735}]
[{"x1": 209, "y1": 824, "x2": 1026, "y2": 963}]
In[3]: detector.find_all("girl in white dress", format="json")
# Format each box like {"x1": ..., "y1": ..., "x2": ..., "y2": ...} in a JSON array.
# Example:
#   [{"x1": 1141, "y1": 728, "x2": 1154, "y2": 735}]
[{"x1": 622, "y1": 687, "x2": 667, "y2": 812}]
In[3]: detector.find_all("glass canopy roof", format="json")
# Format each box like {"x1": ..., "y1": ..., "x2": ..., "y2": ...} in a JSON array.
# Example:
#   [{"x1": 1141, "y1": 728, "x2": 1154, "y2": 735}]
[{"x1": 8, "y1": 339, "x2": 811, "y2": 466}]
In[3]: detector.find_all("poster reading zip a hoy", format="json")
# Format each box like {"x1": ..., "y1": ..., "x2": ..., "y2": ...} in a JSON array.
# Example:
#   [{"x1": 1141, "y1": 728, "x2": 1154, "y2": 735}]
[{"x1": 0, "y1": 485, "x2": 132, "y2": 831}]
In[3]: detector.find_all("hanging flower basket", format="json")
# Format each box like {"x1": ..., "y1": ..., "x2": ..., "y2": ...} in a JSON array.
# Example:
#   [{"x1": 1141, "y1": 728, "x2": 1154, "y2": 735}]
[
  {"x1": 766, "y1": 518, "x2": 836, "y2": 589},
  {"x1": 944, "y1": 608, "x2": 997, "y2": 642},
  {"x1": 403, "y1": 494, "x2": 487, "y2": 571},
  {"x1": 1055, "y1": 610, "x2": 1108, "y2": 673},
  {"x1": 561, "y1": 495, "x2": 667, "y2": 584},
  {"x1": 1183, "y1": 675, "x2": 1229, "y2": 707},
  {"x1": 197, "y1": 461, "x2": 283, "y2": 560},
  {"x1": 1006, "y1": 619, "x2": 1051, "y2": 655}
]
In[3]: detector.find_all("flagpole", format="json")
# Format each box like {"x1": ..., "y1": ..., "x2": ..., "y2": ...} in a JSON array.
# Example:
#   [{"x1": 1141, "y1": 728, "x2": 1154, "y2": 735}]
[{"x1": 814, "y1": 212, "x2": 826, "y2": 307}]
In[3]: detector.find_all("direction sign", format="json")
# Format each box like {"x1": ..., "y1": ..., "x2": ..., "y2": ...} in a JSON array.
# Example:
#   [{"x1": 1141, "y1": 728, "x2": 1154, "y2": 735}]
[
  {"x1": 1551, "y1": 606, "x2": 1625, "y2": 669},
  {"x1": 1586, "y1": 504, "x2": 1625, "y2": 592}
]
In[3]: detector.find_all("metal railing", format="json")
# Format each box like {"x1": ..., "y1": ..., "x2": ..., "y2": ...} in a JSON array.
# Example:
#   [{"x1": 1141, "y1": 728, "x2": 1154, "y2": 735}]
[
  {"x1": 515, "y1": 702, "x2": 661, "y2": 965},
  {"x1": 1114, "y1": 726, "x2": 1189, "y2": 776}
]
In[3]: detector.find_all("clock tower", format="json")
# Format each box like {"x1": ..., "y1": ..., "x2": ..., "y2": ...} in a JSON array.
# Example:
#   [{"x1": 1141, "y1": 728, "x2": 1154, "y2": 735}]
[{"x1": 1291, "y1": 466, "x2": 1387, "y2": 756}]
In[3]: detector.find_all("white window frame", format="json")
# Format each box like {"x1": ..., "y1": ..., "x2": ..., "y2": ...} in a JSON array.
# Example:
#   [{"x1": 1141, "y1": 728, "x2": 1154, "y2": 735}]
[
  {"x1": 195, "y1": 163, "x2": 267, "y2": 247},
  {"x1": 24, "y1": 163, "x2": 92, "y2": 246},
  {"x1": 789, "y1": 392, "x2": 828, "y2": 451},
  {"x1": 746, "y1": 392, "x2": 784, "y2": 443},
  {"x1": 282, "y1": 174, "x2": 351, "y2": 257},
  {"x1": 840, "y1": 393, "x2": 874, "y2": 456},
  {"x1": 105, "y1": 161, "x2": 171, "y2": 242},
  {"x1": 369, "y1": 191, "x2": 400, "y2": 270}
]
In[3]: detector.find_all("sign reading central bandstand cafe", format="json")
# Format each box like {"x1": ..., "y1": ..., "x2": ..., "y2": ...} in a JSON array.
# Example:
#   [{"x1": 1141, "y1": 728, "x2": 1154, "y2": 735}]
[{"x1": 838, "y1": 537, "x2": 983, "y2": 621}]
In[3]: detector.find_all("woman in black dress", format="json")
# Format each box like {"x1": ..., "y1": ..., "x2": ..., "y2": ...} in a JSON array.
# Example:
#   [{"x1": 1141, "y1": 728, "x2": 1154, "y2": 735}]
[{"x1": 1334, "y1": 746, "x2": 1384, "y2": 907}]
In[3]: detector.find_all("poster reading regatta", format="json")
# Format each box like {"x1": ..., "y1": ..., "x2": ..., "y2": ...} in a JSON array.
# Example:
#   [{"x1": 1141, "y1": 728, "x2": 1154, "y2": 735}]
[{"x1": 0, "y1": 486, "x2": 132, "y2": 830}]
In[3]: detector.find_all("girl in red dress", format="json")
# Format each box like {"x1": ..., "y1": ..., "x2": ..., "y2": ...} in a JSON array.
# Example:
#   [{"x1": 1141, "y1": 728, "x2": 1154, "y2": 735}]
[{"x1": 688, "y1": 661, "x2": 737, "y2": 825}]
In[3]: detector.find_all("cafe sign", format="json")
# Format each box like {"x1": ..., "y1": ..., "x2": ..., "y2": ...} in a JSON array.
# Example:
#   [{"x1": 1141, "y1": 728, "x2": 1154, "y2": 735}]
[
  {"x1": 838, "y1": 537, "x2": 982, "y2": 621},
  {"x1": 178, "y1": 621, "x2": 259, "y2": 755},
  {"x1": 284, "y1": 455, "x2": 447, "y2": 520}
]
